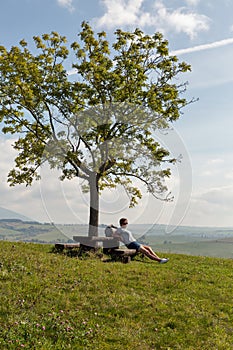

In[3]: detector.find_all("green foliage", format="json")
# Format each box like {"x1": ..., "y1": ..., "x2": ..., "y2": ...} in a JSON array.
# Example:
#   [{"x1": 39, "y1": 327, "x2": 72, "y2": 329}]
[
  {"x1": 0, "y1": 22, "x2": 193, "y2": 232},
  {"x1": 0, "y1": 241, "x2": 233, "y2": 349}
]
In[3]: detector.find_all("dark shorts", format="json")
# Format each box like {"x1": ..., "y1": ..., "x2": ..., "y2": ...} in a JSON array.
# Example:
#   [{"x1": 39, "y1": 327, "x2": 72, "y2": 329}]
[{"x1": 126, "y1": 241, "x2": 141, "y2": 252}]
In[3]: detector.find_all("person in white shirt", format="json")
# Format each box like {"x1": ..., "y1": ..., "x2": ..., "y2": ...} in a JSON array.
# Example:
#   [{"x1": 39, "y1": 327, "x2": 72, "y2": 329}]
[{"x1": 113, "y1": 218, "x2": 169, "y2": 264}]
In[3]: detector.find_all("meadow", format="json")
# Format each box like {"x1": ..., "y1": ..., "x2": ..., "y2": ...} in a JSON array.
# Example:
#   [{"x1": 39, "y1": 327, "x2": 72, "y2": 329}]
[
  {"x1": 0, "y1": 241, "x2": 233, "y2": 349},
  {"x1": 144, "y1": 235, "x2": 233, "y2": 259}
]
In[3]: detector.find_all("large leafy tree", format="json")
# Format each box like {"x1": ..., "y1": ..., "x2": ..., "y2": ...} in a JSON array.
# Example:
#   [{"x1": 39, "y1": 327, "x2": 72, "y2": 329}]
[{"x1": 0, "y1": 22, "x2": 192, "y2": 236}]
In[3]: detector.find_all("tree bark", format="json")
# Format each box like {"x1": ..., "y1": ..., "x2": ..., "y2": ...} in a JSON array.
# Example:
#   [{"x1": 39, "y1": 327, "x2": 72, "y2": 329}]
[{"x1": 88, "y1": 173, "x2": 99, "y2": 237}]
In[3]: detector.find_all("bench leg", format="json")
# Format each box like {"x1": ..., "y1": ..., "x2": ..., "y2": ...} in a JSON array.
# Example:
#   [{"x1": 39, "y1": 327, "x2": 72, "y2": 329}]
[{"x1": 122, "y1": 256, "x2": 131, "y2": 263}]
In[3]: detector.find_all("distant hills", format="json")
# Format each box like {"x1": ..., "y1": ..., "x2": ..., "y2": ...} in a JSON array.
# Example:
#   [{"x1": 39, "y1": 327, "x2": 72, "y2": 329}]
[
  {"x1": 0, "y1": 206, "x2": 233, "y2": 258},
  {"x1": 0, "y1": 206, "x2": 32, "y2": 221},
  {"x1": 0, "y1": 217, "x2": 70, "y2": 244}
]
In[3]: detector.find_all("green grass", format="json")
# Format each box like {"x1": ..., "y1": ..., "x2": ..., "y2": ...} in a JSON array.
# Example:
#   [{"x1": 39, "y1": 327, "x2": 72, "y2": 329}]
[{"x1": 0, "y1": 241, "x2": 233, "y2": 349}]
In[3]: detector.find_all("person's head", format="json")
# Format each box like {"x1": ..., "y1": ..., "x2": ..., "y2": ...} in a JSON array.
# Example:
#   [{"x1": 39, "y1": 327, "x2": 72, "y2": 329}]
[{"x1": 119, "y1": 218, "x2": 128, "y2": 228}]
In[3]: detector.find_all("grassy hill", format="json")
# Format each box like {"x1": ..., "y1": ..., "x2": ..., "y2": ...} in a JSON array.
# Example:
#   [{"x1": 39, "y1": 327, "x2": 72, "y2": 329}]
[
  {"x1": 0, "y1": 207, "x2": 31, "y2": 221},
  {"x1": 0, "y1": 241, "x2": 233, "y2": 349}
]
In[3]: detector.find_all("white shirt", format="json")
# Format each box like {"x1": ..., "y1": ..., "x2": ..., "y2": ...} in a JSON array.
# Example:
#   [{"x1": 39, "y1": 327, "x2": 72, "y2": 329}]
[{"x1": 116, "y1": 227, "x2": 136, "y2": 245}]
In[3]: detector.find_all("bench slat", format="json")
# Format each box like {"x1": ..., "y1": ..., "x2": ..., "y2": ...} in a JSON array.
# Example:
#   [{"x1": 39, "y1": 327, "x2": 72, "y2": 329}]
[
  {"x1": 110, "y1": 248, "x2": 137, "y2": 256},
  {"x1": 54, "y1": 243, "x2": 80, "y2": 251},
  {"x1": 73, "y1": 236, "x2": 118, "y2": 242},
  {"x1": 73, "y1": 236, "x2": 120, "y2": 248}
]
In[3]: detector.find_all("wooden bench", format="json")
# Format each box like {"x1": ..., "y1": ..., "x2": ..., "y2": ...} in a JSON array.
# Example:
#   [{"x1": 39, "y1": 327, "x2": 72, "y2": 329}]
[
  {"x1": 73, "y1": 236, "x2": 141, "y2": 263},
  {"x1": 73, "y1": 235, "x2": 120, "y2": 249},
  {"x1": 73, "y1": 235, "x2": 140, "y2": 263},
  {"x1": 54, "y1": 243, "x2": 80, "y2": 252},
  {"x1": 103, "y1": 247, "x2": 138, "y2": 263},
  {"x1": 54, "y1": 236, "x2": 139, "y2": 263}
]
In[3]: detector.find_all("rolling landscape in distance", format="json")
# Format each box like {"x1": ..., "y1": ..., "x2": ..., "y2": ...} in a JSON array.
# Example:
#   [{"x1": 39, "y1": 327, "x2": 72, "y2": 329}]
[{"x1": 1, "y1": 206, "x2": 233, "y2": 259}]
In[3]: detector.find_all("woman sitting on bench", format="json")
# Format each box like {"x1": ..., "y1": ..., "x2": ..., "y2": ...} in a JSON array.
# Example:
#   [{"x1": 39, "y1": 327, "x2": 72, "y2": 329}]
[{"x1": 113, "y1": 218, "x2": 169, "y2": 264}]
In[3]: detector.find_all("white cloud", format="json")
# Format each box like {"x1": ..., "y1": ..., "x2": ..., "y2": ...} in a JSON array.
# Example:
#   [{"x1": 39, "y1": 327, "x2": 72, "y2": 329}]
[
  {"x1": 171, "y1": 37, "x2": 233, "y2": 55},
  {"x1": 154, "y1": 1, "x2": 209, "y2": 39},
  {"x1": 207, "y1": 158, "x2": 224, "y2": 165},
  {"x1": 0, "y1": 143, "x2": 87, "y2": 224},
  {"x1": 96, "y1": 0, "x2": 145, "y2": 28},
  {"x1": 198, "y1": 186, "x2": 233, "y2": 208},
  {"x1": 173, "y1": 38, "x2": 233, "y2": 89},
  {"x1": 201, "y1": 158, "x2": 225, "y2": 177},
  {"x1": 180, "y1": 186, "x2": 233, "y2": 227},
  {"x1": 0, "y1": 138, "x2": 50, "y2": 221},
  {"x1": 0, "y1": 138, "x2": 17, "y2": 177},
  {"x1": 184, "y1": 0, "x2": 200, "y2": 6},
  {"x1": 96, "y1": 0, "x2": 210, "y2": 39},
  {"x1": 57, "y1": 0, "x2": 75, "y2": 12},
  {"x1": 178, "y1": 150, "x2": 233, "y2": 227}
]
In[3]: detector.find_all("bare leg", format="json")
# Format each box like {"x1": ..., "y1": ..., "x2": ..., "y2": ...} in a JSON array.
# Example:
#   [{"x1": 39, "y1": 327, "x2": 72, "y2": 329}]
[
  {"x1": 143, "y1": 245, "x2": 161, "y2": 259},
  {"x1": 139, "y1": 246, "x2": 161, "y2": 261}
]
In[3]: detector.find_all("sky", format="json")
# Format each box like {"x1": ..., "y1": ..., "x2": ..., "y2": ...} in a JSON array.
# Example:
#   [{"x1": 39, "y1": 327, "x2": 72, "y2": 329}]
[{"x1": 1, "y1": 0, "x2": 233, "y2": 229}]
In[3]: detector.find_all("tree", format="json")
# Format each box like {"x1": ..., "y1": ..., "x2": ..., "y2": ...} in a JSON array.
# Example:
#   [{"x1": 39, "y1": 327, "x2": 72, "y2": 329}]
[{"x1": 0, "y1": 22, "x2": 192, "y2": 236}]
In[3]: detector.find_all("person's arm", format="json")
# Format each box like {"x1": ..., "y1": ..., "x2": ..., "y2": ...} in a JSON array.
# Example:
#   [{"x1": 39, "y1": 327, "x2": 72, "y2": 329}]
[{"x1": 110, "y1": 224, "x2": 117, "y2": 229}]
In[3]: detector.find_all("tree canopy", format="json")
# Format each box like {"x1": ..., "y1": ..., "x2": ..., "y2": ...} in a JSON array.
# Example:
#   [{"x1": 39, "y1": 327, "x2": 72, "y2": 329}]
[{"x1": 0, "y1": 22, "x2": 192, "y2": 236}]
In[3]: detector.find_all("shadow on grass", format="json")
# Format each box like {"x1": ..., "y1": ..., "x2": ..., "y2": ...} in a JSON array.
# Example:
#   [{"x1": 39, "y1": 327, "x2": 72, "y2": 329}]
[{"x1": 50, "y1": 246, "x2": 149, "y2": 264}]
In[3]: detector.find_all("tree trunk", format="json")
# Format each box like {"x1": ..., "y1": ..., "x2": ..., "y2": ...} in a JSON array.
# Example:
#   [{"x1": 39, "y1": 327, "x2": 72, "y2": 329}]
[{"x1": 88, "y1": 173, "x2": 99, "y2": 237}]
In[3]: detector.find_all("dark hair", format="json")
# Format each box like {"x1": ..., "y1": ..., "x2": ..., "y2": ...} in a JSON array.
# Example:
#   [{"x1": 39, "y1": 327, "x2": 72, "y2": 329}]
[{"x1": 119, "y1": 218, "x2": 128, "y2": 226}]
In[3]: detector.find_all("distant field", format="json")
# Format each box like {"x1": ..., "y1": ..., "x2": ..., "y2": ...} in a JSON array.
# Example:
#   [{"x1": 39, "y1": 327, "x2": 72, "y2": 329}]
[
  {"x1": 144, "y1": 235, "x2": 233, "y2": 259},
  {"x1": 1, "y1": 219, "x2": 233, "y2": 259},
  {"x1": 0, "y1": 220, "x2": 69, "y2": 243}
]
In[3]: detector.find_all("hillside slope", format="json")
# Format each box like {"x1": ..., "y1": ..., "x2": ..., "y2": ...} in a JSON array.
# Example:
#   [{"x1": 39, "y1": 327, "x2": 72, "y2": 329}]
[
  {"x1": 0, "y1": 219, "x2": 70, "y2": 243},
  {"x1": 0, "y1": 241, "x2": 232, "y2": 349},
  {"x1": 0, "y1": 207, "x2": 31, "y2": 221}
]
